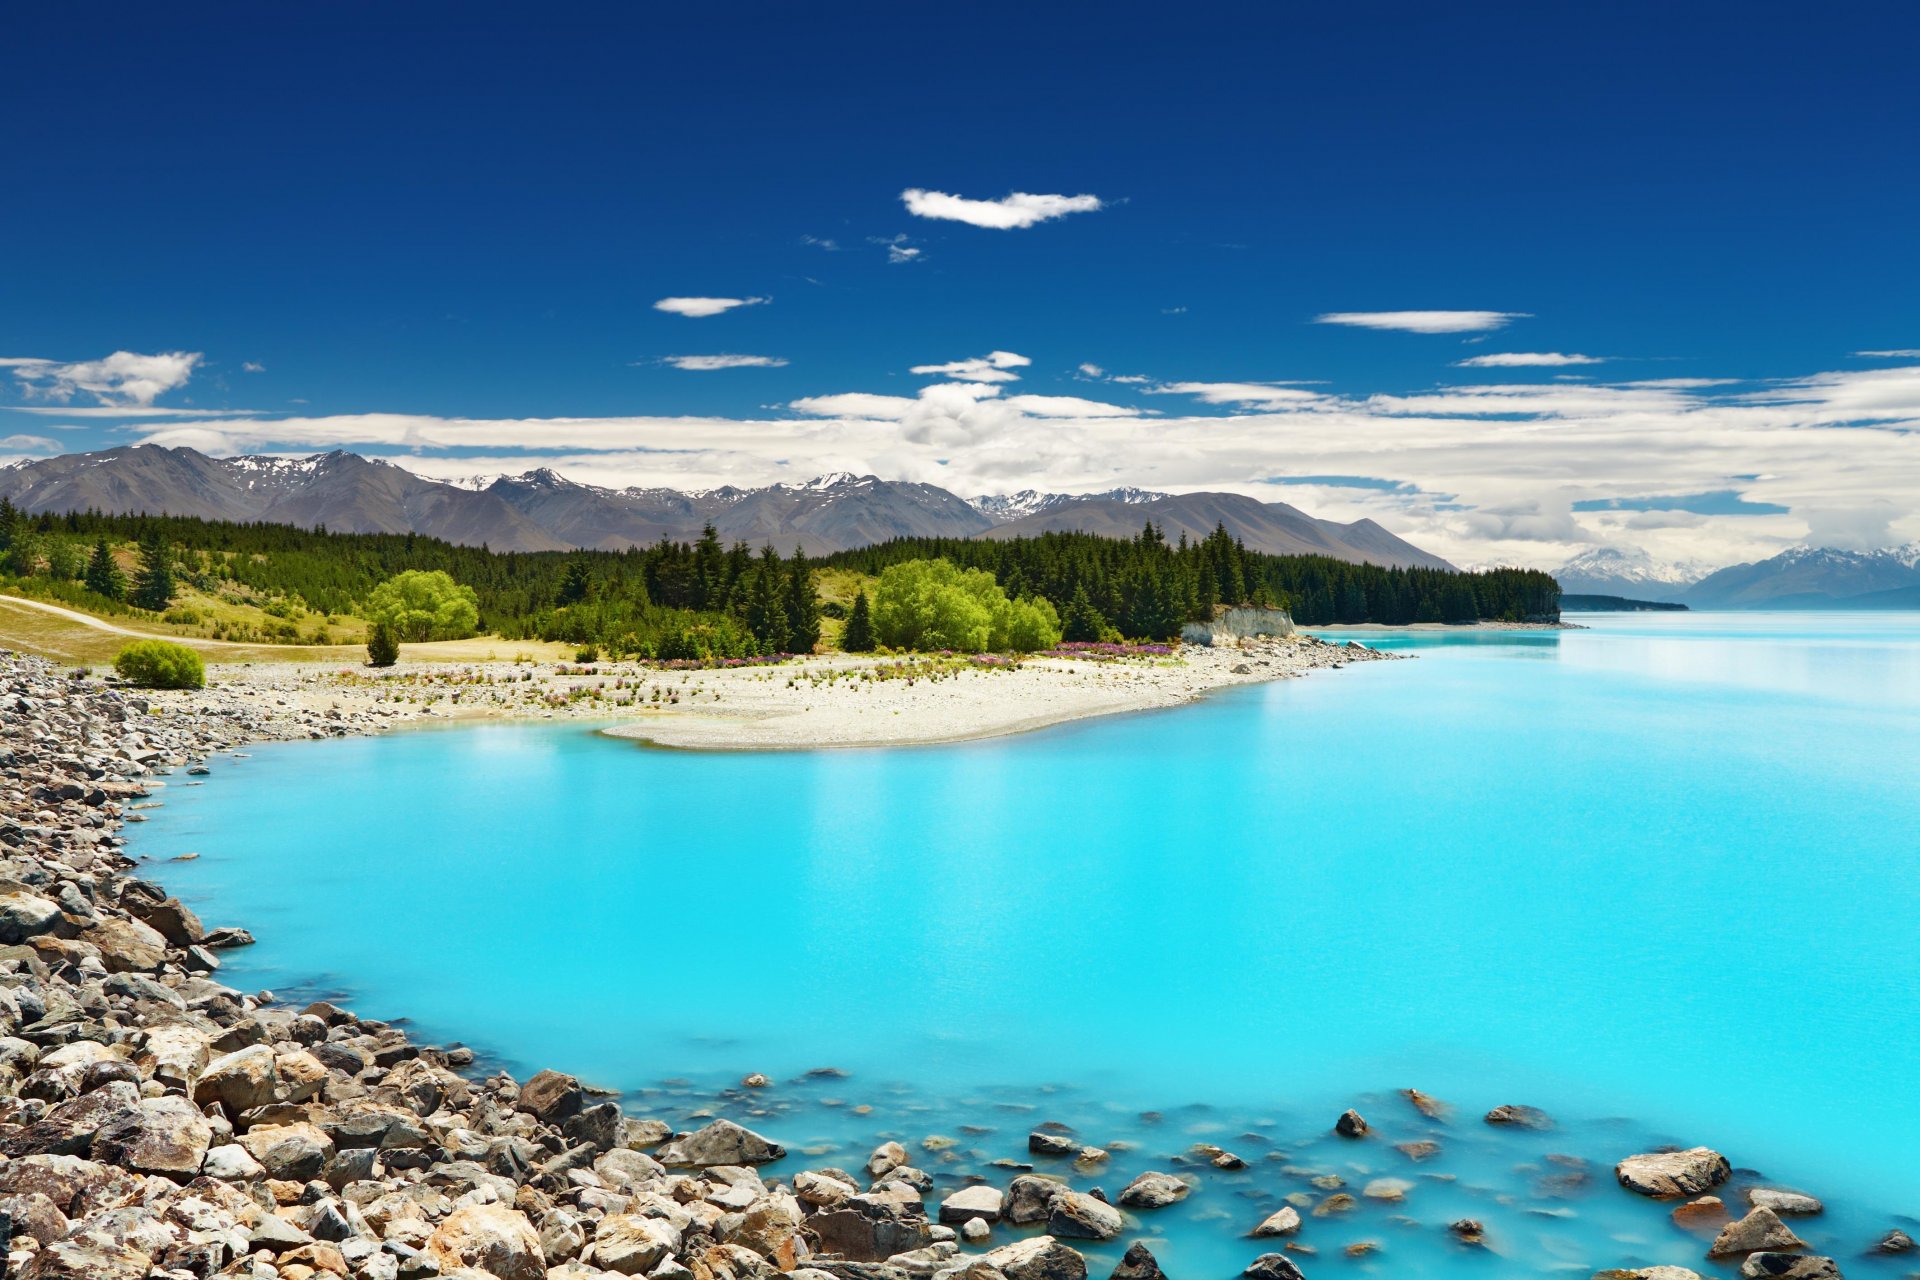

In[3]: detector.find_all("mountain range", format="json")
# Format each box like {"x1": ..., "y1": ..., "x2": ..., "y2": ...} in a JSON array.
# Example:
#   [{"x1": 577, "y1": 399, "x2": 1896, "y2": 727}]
[
  {"x1": 0, "y1": 445, "x2": 1452, "y2": 569},
  {"x1": 1555, "y1": 543, "x2": 1920, "y2": 609}
]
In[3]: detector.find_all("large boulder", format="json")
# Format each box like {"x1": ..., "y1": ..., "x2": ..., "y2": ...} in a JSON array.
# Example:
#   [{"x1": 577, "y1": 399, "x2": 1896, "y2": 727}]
[
  {"x1": 18, "y1": 1239, "x2": 152, "y2": 1280},
  {"x1": 1047, "y1": 1190, "x2": 1124, "y2": 1241},
  {"x1": 1111, "y1": 1241, "x2": 1168, "y2": 1280},
  {"x1": 1243, "y1": 1255, "x2": 1308, "y2": 1280},
  {"x1": 1710, "y1": 1207, "x2": 1806, "y2": 1257},
  {"x1": 125, "y1": 895, "x2": 205, "y2": 947},
  {"x1": 237, "y1": 1122, "x2": 335, "y2": 1181},
  {"x1": 1748, "y1": 1189, "x2": 1823, "y2": 1216},
  {"x1": 657, "y1": 1117, "x2": 785, "y2": 1166},
  {"x1": 80, "y1": 916, "x2": 170, "y2": 972},
  {"x1": 191, "y1": 1044, "x2": 280, "y2": 1113},
  {"x1": 1116, "y1": 1171, "x2": 1189, "y2": 1210},
  {"x1": 426, "y1": 1203, "x2": 547, "y2": 1280},
  {"x1": 89, "y1": 1095, "x2": 212, "y2": 1177},
  {"x1": 1251, "y1": 1206, "x2": 1301, "y2": 1237},
  {"x1": 515, "y1": 1069, "x2": 585, "y2": 1123},
  {"x1": 0, "y1": 892, "x2": 63, "y2": 944},
  {"x1": 808, "y1": 1198, "x2": 934, "y2": 1262},
  {"x1": 940, "y1": 1184, "x2": 1006, "y2": 1223},
  {"x1": 591, "y1": 1213, "x2": 683, "y2": 1274},
  {"x1": 0, "y1": 1081, "x2": 140, "y2": 1157},
  {"x1": 982, "y1": 1235, "x2": 1089, "y2": 1280},
  {"x1": 1004, "y1": 1174, "x2": 1069, "y2": 1225},
  {"x1": 0, "y1": 1154, "x2": 143, "y2": 1217},
  {"x1": 1616, "y1": 1148, "x2": 1732, "y2": 1197}
]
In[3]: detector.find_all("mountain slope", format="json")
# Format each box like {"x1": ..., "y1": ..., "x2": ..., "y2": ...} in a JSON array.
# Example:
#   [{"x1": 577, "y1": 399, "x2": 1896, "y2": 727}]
[
  {"x1": 1552, "y1": 547, "x2": 1705, "y2": 601},
  {"x1": 981, "y1": 491, "x2": 1454, "y2": 569},
  {"x1": 1682, "y1": 545, "x2": 1920, "y2": 608}
]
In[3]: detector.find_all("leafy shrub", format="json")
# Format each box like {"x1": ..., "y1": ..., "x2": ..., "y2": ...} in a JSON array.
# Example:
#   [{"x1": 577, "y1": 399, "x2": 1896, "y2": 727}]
[
  {"x1": 870, "y1": 559, "x2": 1062, "y2": 653},
  {"x1": 366, "y1": 620, "x2": 400, "y2": 667},
  {"x1": 113, "y1": 639, "x2": 205, "y2": 689},
  {"x1": 574, "y1": 643, "x2": 601, "y2": 663}
]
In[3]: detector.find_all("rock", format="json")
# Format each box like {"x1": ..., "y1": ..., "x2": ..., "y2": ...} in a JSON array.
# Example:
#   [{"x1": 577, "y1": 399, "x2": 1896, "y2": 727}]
[
  {"x1": 201, "y1": 1141, "x2": 265, "y2": 1179},
  {"x1": 1874, "y1": 1229, "x2": 1914, "y2": 1253},
  {"x1": 1109, "y1": 1241, "x2": 1166, "y2": 1280},
  {"x1": 1004, "y1": 1174, "x2": 1069, "y2": 1225},
  {"x1": 1028, "y1": 1131, "x2": 1078, "y2": 1157},
  {"x1": 808, "y1": 1201, "x2": 933, "y2": 1262},
  {"x1": 515, "y1": 1069, "x2": 584, "y2": 1123},
  {"x1": 656, "y1": 1117, "x2": 785, "y2": 1166},
  {"x1": 1484, "y1": 1104, "x2": 1553, "y2": 1130},
  {"x1": 192, "y1": 1043, "x2": 280, "y2": 1113},
  {"x1": 981, "y1": 1235, "x2": 1089, "y2": 1280},
  {"x1": 17, "y1": 1239, "x2": 153, "y2": 1280},
  {"x1": 1738, "y1": 1255, "x2": 1839, "y2": 1279},
  {"x1": 1116, "y1": 1170, "x2": 1189, "y2": 1209},
  {"x1": 88, "y1": 1094, "x2": 212, "y2": 1176},
  {"x1": 1396, "y1": 1140, "x2": 1441, "y2": 1162},
  {"x1": 1595, "y1": 1269, "x2": 1706, "y2": 1280},
  {"x1": 426, "y1": 1203, "x2": 547, "y2": 1280},
  {"x1": 795, "y1": 1169, "x2": 860, "y2": 1207},
  {"x1": 0, "y1": 892, "x2": 63, "y2": 944},
  {"x1": 940, "y1": 1184, "x2": 1005, "y2": 1223},
  {"x1": 592, "y1": 1213, "x2": 682, "y2": 1274},
  {"x1": 1710, "y1": 1207, "x2": 1807, "y2": 1257},
  {"x1": 1333, "y1": 1109, "x2": 1368, "y2": 1137},
  {"x1": 1748, "y1": 1189, "x2": 1823, "y2": 1216},
  {"x1": 79, "y1": 916, "x2": 170, "y2": 972},
  {"x1": 741, "y1": 1072, "x2": 771, "y2": 1088},
  {"x1": 869, "y1": 1140, "x2": 909, "y2": 1177},
  {"x1": 1251, "y1": 1206, "x2": 1301, "y2": 1237},
  {"x1": 1672, "y1": 1196, "x2": 1730, "y2": 1228},
  {"x1": 1242, "y1": 1253, "x2": 1308, "y2": 1280},
  {"x1": 964, "y1": 1216, "x2": 993, "y2": 1243},
  {"x1": 1362, "y1": 1177, "x2": 1412, "y2": 1201},
  {"x1": 1047, "y1": 1189, "x2": 1124, "y2": 1240},
  {"x1": 1450, "y1": 1219, "x2": 1486, "y2": 1245},
  {"x1": 124, "y1": 895, "x2": 204, "y2": 947},
  {"x1": 1616, "y1": 1148, "x2": 1732, "y2": 1197},
  {"x1": 237, "y1": 1121, "x2": 335, "y2": 1181},
  {"x1": 1401, "y1": 1088, "x2": 1448, "y2": 1119}
]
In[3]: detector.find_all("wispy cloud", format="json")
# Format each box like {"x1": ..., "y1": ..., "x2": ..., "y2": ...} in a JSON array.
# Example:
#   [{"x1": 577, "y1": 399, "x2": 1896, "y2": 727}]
[
  {"x1": 900, "y1": 188, "x2": 1103, "y2": 230},
  {"x1": 909, "y1": 350, "x2": 1031, "y2": 383},
  {"x1": 658, "y1": 354, "x2": 789, "y2": 371},
  {"x1": 1856, "y1": 349, "x2": 1920, "y2": 359},
  {"x1": 242, "y1": 361, "x2": 266, "y2": 373},
  {"x1": 1316, "y1": 311, "x2": 1528, "y2": 334},
  {"x1": 799, "y1": 236, "x2": 842, "y2": 251},
  {"x1": 652, "y1": 296, "x2": 769, "y2": 318},
  {"x1": 0, "y1": 433, "x2": 61, "y2": 453},
  {"x1": 869, "y1": 234, "x2": 922, "y2": 264},
  {"x1": 1456, "y1": 351, "x2": 1604, "y2": 368},
  {"x1": 3, "y1": 350, "x2": 203, "y2": 406}
]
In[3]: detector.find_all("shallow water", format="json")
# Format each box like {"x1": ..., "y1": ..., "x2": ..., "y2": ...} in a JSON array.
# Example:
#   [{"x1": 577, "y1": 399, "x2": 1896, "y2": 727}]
[{"x1": 136, "y1": 613, "x2": 1920, "y2": 1276}]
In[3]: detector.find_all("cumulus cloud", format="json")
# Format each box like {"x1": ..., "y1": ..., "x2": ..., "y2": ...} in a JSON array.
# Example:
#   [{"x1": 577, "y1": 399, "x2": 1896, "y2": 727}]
[
  {"x1": 659, "y1": 354, "x2": 788, "y2": 371},
  {"x1": 1456, "y1": 352, "x2": 1605, "y2": 368},
  {"x1": 900, "y1": 188, "x2": 1103, "y2": 230},
  {"x1": 909, "y1": 351, "x2": 1031, "y2": 383},
  {"x1": 4, "y1": 350, "x2": 202, "y2": 406},
  {"x1": 1316, "y1": 311, "x2": 1527, "y2": 334},
  {"x1": 652, "y1": 296, "x2": 769, "y2": 318}
]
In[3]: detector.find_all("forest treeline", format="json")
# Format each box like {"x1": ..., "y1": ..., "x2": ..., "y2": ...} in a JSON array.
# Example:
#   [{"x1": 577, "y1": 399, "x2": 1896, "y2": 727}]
[{"x1": 0, "y1": 506, "x2": 1558, "y2": 654}]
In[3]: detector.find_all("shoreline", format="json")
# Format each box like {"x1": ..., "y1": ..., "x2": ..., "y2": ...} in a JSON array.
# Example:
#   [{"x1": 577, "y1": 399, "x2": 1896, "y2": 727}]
[{"x1": 0, "y1": 646, "x2": 1896, "y2": 1280}]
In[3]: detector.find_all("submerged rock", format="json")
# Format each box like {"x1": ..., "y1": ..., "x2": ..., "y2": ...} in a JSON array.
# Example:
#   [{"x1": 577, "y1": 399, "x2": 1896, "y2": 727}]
[
  {"x1": 1484, "y1": 1104, "x2": 1554, "y2": 1131},
  {"x1": 1116, "y1": 1171, "x2": 1189, "y2": 1209},
  {"x1": 1615, "y1": 1148, "x2": 1732, "y2": 1197},
  {"x1": 1874, "y1": 1228, "x2": 1914, "y2": 1253},
  {"x1": 1401, "y1": 1087, "x2": 1449, "y2": 1119},
  {"x1": 1738, "y1": 1255, "x2": 1840, "y2": 1279},
  {"x1": 1333, "y1": 1109, "x2": 1369, "y2": 1138},
  {"x1": 1748, "y1": 1188, "x2": 1824, "y2": 1216},
  {"x1": 1251, "y1": 1206, "x2": 1301, "y2": 1237}
]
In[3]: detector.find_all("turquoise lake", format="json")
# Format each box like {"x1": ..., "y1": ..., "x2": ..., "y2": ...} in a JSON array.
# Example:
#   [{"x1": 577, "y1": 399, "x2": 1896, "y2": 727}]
[{"x1": 133, "y1": 613, "x2": 1920, "y2": 1276}]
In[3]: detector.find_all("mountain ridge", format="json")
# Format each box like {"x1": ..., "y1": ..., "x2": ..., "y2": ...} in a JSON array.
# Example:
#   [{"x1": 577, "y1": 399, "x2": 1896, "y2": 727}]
[{"x1": 0, "y1": 444, "x2": 1450, "y2": 569}]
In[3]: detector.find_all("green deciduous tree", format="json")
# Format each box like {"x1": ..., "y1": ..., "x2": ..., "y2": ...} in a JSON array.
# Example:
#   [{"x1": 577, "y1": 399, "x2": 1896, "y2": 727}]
[
  {"x1": 871, "y1": 558, "x2": 1062, "y2": 653},
  {"x1": 363, "y1": 569, "x2": 479, "y2": 641}
]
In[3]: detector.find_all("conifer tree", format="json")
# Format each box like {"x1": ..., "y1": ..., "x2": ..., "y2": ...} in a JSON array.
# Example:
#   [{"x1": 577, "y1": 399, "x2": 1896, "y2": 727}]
[
  {"x1": 84, "y1": 539, "x2": 127, "y2": 601},
  {"x1": 556, "y1": 557, "x2": 592, "y2": 605},
  {"x1": 784, "y1": 547, "x2": 821, "y2": 653},
  {"x1": 745, "y1": 554, "x2": 789, "y2": 653},
  {"x1": 131, "y1": 531, "x2": 175, "y2": 611},
  {"x1": 842, "y1": 589, "x2": 875, "y2": 651},
  {"x1": 1061, "y1": 584, "x2": 1106, "y2": 643},
  {"x1": 366, "y1": 620, "x2": 400, "y2": 667}
]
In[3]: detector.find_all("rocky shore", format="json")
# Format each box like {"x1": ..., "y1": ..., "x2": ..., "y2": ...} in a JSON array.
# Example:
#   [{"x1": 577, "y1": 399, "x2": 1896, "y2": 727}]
[{"x1": 1, "y1": 648, "x2": 1908, "y2": 1280}]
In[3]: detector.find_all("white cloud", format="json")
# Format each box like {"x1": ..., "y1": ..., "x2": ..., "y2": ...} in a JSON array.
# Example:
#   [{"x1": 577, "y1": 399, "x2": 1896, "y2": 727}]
[
  {"x1": 0, "y1": 433, "x2": 61, "y2": 452},
  {"x1": 869, "y1": 234, "x2": 922, "y2": 264},
  {"x1": 1316, "y1": 311, "x2": 1528, "y2": 334},
  {"x1": 900, "y1": 188, "x2": 1103, "y2": 230},
  {"x1": 1456, "y1": 352, "x2": 1605, "y2": 368},
  {"x1": 1856, "y1": 349, "x2": 1920, "y2": 358},
  {"x1": 1148, "y1": 381, "x2": 1328, "y2": 409},
  {"x1": 242, "y1": 361, "x2": 266, "y2": 373},
  {"x1": 4, "y1": 350, "x2": 202, "y2": 406},
  {"x1": 659, "y1": 354, "x2": 788, "y2": 371},
  {"x1": 1077, "y1": 363, "x2": 1105, "y2": 378},
  {"x1": 909, "y1": 350, "x2": 1031, "y2": 383},
  {"x1": 799, "y1": 236, "x2": 842, "y2": 251},
  {"x1": 652, "y1": 296, "x2": 769, "y2": 318}
]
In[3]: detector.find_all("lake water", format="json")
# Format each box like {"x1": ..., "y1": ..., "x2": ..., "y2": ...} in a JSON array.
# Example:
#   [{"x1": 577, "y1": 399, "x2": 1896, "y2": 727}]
[{"x1": 134, "y1": 613, "x2": 1920, "y2": 1277}]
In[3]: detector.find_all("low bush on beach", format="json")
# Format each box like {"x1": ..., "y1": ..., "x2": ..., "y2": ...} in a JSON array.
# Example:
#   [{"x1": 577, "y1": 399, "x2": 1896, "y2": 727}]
[{"x1": 112, "y1": 639, "x2": 205, "y2": 689}]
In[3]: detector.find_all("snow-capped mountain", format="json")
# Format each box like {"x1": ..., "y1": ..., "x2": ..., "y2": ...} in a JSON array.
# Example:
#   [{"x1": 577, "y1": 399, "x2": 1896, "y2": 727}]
[
  {"x1": 1553, "y1": 547, "x2": 1709, "y2": 601},
  {"x1": 969, "y1": 487, "x2": 1169, "y2": 521},
  {"x1": 1683, "y1": 543, "x2": 1920, "y2": 609}
]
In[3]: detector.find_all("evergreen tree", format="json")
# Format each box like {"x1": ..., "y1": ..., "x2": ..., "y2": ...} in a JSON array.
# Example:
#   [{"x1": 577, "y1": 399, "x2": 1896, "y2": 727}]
[
  {"x1": 131, "y1": 531, "x2": 175, "y2": 611},
  {"x1": 84, "y1": 539, "x2": 127, "y2": 601},
  {"x1": 745, "y1": 553, "x2": 789, "y2": 653},
  {"x1": 556, "y1": 556, "x2": 592, "y2": 605},
  {"x1": 841, "y1": 589, "x2": 875, "y2": 651},
  {"x1": 692, "y1": 523, "x2": 725, "y2": 610},
  {"x1": 784, "y1": 547, "x2": 821, "y2": 653},
  {"x1": 366, "y1": 620, "x2": 400, "y2": 667},
  {"x1": 1061, "y1": 584, "x2": 1106, "y2": 643}
]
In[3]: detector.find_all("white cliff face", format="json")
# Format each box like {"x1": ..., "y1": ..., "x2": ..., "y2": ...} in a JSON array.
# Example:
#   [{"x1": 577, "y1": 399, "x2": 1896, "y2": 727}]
[{"x1": 1181, "y1": 606, "x2": 1297, "y2": 645}]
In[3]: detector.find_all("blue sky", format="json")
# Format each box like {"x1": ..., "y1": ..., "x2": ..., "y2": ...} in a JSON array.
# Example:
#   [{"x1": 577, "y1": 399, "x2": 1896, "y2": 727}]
[{"x1": 4, "y1": 0, "x2": 1917, "y2": 567}]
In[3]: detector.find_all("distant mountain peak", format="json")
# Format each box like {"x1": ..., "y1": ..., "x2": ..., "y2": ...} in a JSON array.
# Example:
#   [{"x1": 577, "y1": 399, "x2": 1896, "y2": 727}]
[{"x1": 970, "y1": 486, "x2": 1170, "y2": 521}]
